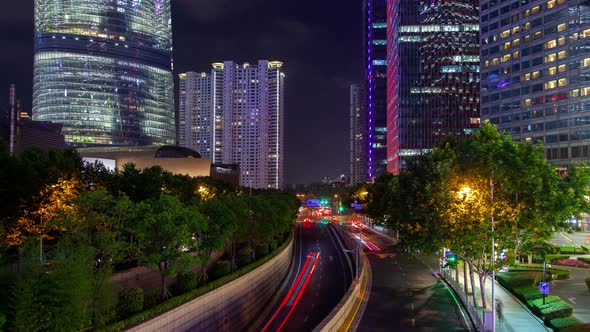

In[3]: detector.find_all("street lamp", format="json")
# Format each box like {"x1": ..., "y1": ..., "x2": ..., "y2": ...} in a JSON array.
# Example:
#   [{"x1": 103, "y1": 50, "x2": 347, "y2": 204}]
[{"x1": 490, "y1": 178, "x2": 496, "y2": 332}]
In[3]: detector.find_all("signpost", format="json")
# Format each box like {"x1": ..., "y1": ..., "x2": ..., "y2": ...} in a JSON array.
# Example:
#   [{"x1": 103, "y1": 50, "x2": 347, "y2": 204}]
[
  {"x1": 540, "y1": 261, "x2": 549, "y2": 304},
  {"x1": 306, "y1": 199, "x2": 320, "y2": 208}
]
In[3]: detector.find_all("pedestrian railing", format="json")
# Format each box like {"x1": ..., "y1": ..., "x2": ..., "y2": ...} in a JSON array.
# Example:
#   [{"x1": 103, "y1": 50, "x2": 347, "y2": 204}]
[{"x1": 442, "y1": 270, "x2": 485, "y2": 332}]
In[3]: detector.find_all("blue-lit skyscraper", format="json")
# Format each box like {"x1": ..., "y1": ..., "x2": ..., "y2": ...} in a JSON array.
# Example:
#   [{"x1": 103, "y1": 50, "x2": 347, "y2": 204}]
[
  {"x1": 33, "y1": 0, "x2": 176, "y2": 146},
  {"x1": 364, "y1": 0, "x2": 388, "y2": 180}
]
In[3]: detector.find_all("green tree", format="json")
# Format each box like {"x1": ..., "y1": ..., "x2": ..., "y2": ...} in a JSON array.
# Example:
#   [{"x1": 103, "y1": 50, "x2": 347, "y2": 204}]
[
  {"x1": 200, "y1": 196, "x2": 238, "y2": 280},
  {"x1": 135, "y1": 195, "x2": 207, "y2": 300}
]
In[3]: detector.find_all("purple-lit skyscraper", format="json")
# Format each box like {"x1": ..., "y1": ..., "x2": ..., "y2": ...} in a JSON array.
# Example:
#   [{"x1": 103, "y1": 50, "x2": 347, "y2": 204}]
[{"x1": 364, "y1": 0, "x2": 388, "y2": 180}]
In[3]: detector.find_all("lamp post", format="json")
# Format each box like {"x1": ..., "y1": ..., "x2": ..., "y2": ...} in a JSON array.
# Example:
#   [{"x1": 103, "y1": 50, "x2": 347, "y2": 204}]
[{"x1": 490, "y1": 178, "x2": 496, "y2": 332}]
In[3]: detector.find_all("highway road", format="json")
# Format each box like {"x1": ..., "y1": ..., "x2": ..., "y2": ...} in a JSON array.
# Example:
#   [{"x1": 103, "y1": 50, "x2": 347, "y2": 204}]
[{"x1": 255, "y1": 216, "x2": 353, "y2": 332}]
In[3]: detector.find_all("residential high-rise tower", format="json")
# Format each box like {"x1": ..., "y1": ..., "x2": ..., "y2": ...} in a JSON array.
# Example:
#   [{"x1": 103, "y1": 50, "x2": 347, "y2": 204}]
[
  {"x1": 33, "y1": 0, "x2": 176, "y2": 146},
  {"x1": 178, "y1": 72, "x2": 213, "y2": 159},
  {"x1": 178, "y1": 61, "x2": 285, "y2": 189},
  {"x1": 350, "y1": 83, "x2": 366, "y2": 185}
]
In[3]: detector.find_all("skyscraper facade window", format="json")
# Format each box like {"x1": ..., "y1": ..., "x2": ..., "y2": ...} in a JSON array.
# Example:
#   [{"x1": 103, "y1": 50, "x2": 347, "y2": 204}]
[
  {"x1": 178, "y1": 72, "x2": 213, "y2": 159},
  {"x1": 33, "y1": 0, "x2": 176, "y2": 146},
  {"x1": 350, "y1": 84, "x2": 366, "y2": 185},
  {"x1": 480, "y1": 0, "x2": 590, "y2": 167},
  {"x1": 387, "y1": 0, "x2": 481, "y2": 173},
  {"x1": 178, "y1": 61, "x2": 285, "y2": 189},
  {"x1": 364, "y1": 0, "x2": 388, "y2": 180}
]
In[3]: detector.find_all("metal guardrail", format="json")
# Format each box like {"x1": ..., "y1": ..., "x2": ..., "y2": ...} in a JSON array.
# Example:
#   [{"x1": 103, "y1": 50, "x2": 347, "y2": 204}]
[{"x1": 442, "y1": 270, "x2": 486, "y2": 332}]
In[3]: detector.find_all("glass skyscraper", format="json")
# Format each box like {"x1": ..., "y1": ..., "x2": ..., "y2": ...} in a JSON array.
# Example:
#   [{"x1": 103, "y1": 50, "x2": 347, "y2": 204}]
[
  {"x1": 364, "y1": 0, "x2": 388, "y2": 180},
  {"x1": 33, "y1": 0, "x2": 176, "y2": 146},
  {"x1": 387, "y1": 0, "x2": 481, "y2": 173},
  {"x1": 480, "y1": 0, "x2": 590, "y2": 168}
]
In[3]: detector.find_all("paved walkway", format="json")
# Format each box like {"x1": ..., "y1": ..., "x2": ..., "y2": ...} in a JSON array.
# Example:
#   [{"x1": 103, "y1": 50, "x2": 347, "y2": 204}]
[
  {"x1": 446, "y1": 264, "x2": 551, "y2": 332},
  {"x1": 111, "y1": 251, "x2": 224, "y2": 291}
]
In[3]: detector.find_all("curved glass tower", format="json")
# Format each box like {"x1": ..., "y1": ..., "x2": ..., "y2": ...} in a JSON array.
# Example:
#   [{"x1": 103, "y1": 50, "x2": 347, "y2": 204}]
[{"x1": 33, "y1": 0, "x2": 175, "y2": 146}]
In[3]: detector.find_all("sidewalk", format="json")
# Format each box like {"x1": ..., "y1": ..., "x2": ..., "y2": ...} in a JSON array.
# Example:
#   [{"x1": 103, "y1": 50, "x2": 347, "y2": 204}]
[
  {"x1": 111, "y1": 250, "x2": 224, "y2": 291},
  {"x1": 445, "y1": 264, "x2": 551, "y2": 332}
]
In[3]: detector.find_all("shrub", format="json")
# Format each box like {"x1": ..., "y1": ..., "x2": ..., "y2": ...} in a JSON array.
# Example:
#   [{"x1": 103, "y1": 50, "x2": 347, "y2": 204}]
[
  {"x1": 553, "y1": 259, "x2": 590, "y2": 268},
  {"x1": 117, "y1": 288, "x2": 144, "y2": 319},
  {"x1": 527, "y1": 296, "x2": 561, "y2": 314},
  {"x1": 540, "y1": 301, "x2": 573, "y2": 320},
  {"x1": 497, "y1": 272, "x2": 541, "y2": 291},
  {"x1": 549, "y1": 317, "x2": 582, "y2": 332},
  {"x1": 579, "y1": 257, "x2": 590, "y2": 264},
  {"x1": 560, "y1": 247, "x2": 575, "y2": 255},
  {"x1": 269, "y1": 239, "x2": 278, "y2": 251},
  {"x1": 175, "y1": 271, "x2": 198, "y2": 294},
  {"x1": 515, "y1": 285, "x2": 544, "y2": 301},
  {"x1": 143, "y1": 288, "x2": 160, "y2": 310},
  {"x1": 546, "y1": 254, "x2": 571, "y2": 263},
  {"x1": 237, "y1": 247, "x2": 252, "y2": 267},
  {"x1": 210, "y1": 260, "x2": 231, "y2": 280},
  {"x1": 255, "y1": 245, "x2": 270, "y2": 258}
]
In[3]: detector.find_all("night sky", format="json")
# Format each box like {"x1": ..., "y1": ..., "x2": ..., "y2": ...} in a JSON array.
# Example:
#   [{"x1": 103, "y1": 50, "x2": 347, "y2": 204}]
[{"x1": 0, "y1": 1, "x2": 363, "y2": 185}]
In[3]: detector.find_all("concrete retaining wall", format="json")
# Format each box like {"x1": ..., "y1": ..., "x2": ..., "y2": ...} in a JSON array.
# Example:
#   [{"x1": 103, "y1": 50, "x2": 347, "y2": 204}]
[
  {"x1": 126, "y1": 238, "x2": 293, "y2": 332},
  {"x1": 313, "y1": 251, "x2": 370, "y2": 332}
]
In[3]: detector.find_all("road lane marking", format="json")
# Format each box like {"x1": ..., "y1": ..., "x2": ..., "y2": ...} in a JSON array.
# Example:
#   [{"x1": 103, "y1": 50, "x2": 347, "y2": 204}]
[{"x1": 569, "y1": 297, "x2": 577, "y2": 304}]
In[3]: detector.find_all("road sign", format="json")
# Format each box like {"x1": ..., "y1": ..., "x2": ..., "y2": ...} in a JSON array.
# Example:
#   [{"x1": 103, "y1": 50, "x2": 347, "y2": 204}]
[
  {"x1": 539, "y1": 282, "x2": 550, "y2": 295},
  {"x1": 306, "y1": 199, "x2": 320, "y2": 208}
]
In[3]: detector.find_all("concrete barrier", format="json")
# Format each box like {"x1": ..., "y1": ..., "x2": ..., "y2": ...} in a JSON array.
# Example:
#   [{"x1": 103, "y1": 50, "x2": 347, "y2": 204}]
[
  {"x1": 312, "y1": 251, "x2": 371, "y2": 332},
  {"x1": 126, "y1": 237, "x2": 293, "y2": 332}
]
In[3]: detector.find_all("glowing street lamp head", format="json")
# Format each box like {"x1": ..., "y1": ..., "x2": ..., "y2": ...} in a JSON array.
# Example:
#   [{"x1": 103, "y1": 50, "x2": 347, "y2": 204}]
[{"x1": 458, "y1": 186, "x2": 472, "y2": 199}]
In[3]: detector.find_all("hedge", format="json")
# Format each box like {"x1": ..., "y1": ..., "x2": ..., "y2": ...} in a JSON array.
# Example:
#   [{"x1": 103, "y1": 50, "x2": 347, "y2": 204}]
[
  {"x1": 496, "y1": 271, "x2": 542, "y2": 291},
  {"x1": 117, "y1": 288, "x2": 144, "y2": 319},
  {"x1": 559, "y1": 247, "x2": 588, "y2": 255},
  {"x1": 540, "y1": 301, "x2": 574, "y2": 320},
  {"x1": 210, "y1": 260, "x2": 231, "y2": 280},
  {"x1": 103, "y1": 233, "x2": 293, "y2": 331},
  {"x1": 510, "y1": 265, "x2": 570, "y2": 280},
  {"x1": 515, "y1": 285, "x2": 544, "y2": 301},
  {"x1": 527, "y1": 296, "x2": 561, "y2": 315},
  {"x1": 549, "y1": 317, "x2": 582, "y2": 332},
  {"x1": 546, "y1": 254, "x2": 571, "y2": 263},
  {"x1": 175, "y1": 271, "x2": 198, "y2": 294},
  {"x1": 579, "y1": 257, "x2": 590, "y2": 264}
]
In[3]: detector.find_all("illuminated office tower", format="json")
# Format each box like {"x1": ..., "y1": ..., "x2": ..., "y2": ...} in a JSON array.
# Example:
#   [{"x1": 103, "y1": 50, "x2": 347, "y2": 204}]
[
  {"x1": 480, "y1": 0, "x2": 590, "y2": 167},
  {"x1": 178, "y1": 72, "x2": 213, "y2": 158},
  {"x1": 364, "y1": 0, "x2": 388, "y2": 180},
  {"x1": 386, "y1": 0, "x2": 480, "y2": 173},
  {"x1": 350, "y1": 84, "x2": 366, "y2": 185},
  {"x1": 33, "y1": 0, "x2": 176, "y2": 146},
  {"x1": 210, "y1": 61, "x2": 285, "y2": 189}
]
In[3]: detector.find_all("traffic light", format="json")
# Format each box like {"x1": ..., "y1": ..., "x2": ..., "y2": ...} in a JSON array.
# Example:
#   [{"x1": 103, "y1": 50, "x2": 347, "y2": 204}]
[{"x1": 445, "y1": 253, "x2": 458, "y2": 268}]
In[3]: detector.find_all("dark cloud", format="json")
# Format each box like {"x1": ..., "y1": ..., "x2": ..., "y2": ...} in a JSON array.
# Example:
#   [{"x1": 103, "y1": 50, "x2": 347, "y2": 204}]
[{"x1": 174, "y1": 0, "x2": 267, "y2": 23}]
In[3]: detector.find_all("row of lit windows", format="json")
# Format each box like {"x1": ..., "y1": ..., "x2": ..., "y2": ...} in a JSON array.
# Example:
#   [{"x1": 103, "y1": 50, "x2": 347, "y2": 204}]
[{"x1": 482, "y1": 0, "x2": 566, "y2": 21}]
